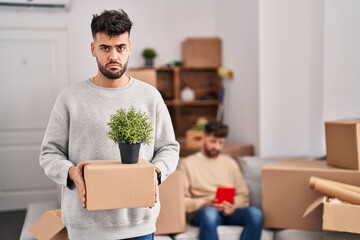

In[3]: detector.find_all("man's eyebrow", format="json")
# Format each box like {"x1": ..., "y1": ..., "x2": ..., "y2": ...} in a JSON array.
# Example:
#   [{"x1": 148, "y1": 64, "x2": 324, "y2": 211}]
[{"x1": 116, "y1": 43, "x2": 127, "y2": 47}]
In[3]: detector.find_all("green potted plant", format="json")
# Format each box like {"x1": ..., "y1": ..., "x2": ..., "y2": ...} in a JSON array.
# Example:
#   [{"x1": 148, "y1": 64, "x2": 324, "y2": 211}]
[
  {"x1": 107, "y1": 106, "x2": 153, "y2": 164},
  {"x1": 142, "y1": 48, "x2": 157, "y2": 67}
]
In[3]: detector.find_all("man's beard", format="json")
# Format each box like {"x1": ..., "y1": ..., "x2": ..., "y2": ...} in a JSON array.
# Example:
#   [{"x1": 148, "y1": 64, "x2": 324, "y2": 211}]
[
  {"x1": 98, "y1": 59, "x2": 129, "y2": 80},
  {"x1": 204, "y1": 144, "x2": 221, "y2": 158}
]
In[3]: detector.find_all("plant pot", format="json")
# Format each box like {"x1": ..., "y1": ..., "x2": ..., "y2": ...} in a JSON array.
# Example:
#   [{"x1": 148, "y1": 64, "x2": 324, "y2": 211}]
[
  {"x1": 118, "y1": 143, "x2": 141, "y2": 164},
  {"x1": 144, "y1": 57, "x2": 154, "y2": 67}
]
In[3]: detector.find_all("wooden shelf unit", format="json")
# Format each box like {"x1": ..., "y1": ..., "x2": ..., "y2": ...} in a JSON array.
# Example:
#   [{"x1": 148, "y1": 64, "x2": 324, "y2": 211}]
[{"x1": 127, "y1": 67, "x2": 222, "y2": 138}]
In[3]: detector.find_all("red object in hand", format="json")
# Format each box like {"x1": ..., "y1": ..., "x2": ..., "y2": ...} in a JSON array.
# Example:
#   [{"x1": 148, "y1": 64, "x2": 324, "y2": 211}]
[{"x1": 215, "y1": 186, "x2": 236, "y2": 204}]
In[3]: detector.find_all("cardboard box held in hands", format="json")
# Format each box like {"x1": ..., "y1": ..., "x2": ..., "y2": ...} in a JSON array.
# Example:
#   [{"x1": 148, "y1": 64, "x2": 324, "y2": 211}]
[{"x1": 84, "y1": 160, "x2": 156, "y2": 211}]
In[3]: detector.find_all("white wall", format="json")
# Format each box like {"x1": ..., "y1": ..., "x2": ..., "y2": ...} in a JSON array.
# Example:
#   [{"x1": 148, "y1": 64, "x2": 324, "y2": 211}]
[
  {"x1": 215, "y1": 0, "x2": 260, "y2": 150},
  {"x1": 323, "y1": 0, "x2": 360, "y2": 121},
  {"x1": 259, "y1": 0, "x2": 324, "y2": 156},
  {"x1": 259, "y1": 0, "x2": 360, "y2": 157},
  {"x1": 0, "y1": 0, "x2": 217, "y2": 85}
]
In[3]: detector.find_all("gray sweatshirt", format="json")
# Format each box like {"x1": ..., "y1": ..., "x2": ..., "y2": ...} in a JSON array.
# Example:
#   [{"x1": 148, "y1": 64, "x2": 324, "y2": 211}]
[{"x1": 39, "y1": 78, "x2": 180, "y2": 240}]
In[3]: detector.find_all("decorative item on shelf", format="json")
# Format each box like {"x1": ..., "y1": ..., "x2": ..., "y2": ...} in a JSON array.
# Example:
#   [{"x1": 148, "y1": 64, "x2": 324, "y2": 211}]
[
  {"x1": 142, "y1": 48, "x2": 157, "y2": 67},
  {"x1": 217, "y1": 66, "x2": 234, "y2": 122},
  {"x1": 218, "y1": 67, "x2": 234, "y2": 80},
  {"x1": 107, "y1": 106, "x2": 153, "y2": 164},
  {"x1": 185, "y1": 117, "x2": 208, "y2": 149},
  {"x1": 180, "y1": 86, "x2": 195, "y2": 101},
  {"x1": 166, "y1": 60, "x2": 183, "y2": 67}
]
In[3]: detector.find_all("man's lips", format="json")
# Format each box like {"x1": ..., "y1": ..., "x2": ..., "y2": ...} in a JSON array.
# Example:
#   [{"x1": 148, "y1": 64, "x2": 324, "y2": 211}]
[{"x1": 106, "y1": 63, "x2": 121, "y2": 68}]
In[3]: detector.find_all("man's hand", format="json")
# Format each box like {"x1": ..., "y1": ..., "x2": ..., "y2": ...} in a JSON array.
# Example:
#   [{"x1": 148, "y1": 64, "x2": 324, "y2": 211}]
[
  {"x1": 150, "y1": 171, "x2": 159, "y2": 208},
  {"x1": 213, "y1": 201, "x2": 235, "y2": 216},
  {"x1": 68, "y1": 160, "x2": 89, "y2": 208}
]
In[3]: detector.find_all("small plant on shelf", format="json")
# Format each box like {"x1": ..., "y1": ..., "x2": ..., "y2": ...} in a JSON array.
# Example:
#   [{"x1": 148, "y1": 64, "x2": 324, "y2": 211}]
[{"x1": 142, "y1": 48, "x2": 157, "y2": 66}]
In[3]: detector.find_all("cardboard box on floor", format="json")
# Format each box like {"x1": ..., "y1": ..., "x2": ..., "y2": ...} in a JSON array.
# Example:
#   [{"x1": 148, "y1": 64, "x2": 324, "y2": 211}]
[
  {"x1": 262, "y1": 159, "x2": 360, "y2": 231},
  {"x1": 84, "y1": 160, "x2": 155, "y2": 211},
  {"x1": 155, "y1": 170, "x2": 186, "y2": 235},
  {"x1": 303, "y1": 177, "x2": 360, "y2": 235},
  {"x1": 304, "y1": 196, "x2": 360, "y2": 235},
  {"x1": 27, "y1": 209, "x2": 67, "y2": 240},
  {"x1": 182, "y1": 38, "x2": 222, "y2": 68},
  {"x1": 325, "y1": 119, "x2": 360, "y2": 170}
]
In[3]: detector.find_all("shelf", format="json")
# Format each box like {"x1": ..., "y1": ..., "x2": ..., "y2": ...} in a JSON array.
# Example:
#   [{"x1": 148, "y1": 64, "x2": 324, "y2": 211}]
[{"x1": 128, "y1": 66, "x2": 222, "y2": 138}]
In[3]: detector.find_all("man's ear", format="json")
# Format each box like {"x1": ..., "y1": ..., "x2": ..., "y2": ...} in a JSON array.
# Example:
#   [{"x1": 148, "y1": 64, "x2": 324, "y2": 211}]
[{"x1": 91, "y1": 42, "x2": 95, "y2": 57}]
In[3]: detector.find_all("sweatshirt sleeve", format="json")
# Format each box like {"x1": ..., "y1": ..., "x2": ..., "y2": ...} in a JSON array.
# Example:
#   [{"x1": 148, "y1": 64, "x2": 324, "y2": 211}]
[
  {"x1": 151, "y1": 97, "x2": 180, "y2": 182},
  {"x1": 233, "y1": 161, "x2": 250, "y2": 208},
  {"x1": 178, "y1": 159, "x2": 209, "y2": 213},
  {"x1": 39, "y1": 92, "x2": 74, "y2": 187}
]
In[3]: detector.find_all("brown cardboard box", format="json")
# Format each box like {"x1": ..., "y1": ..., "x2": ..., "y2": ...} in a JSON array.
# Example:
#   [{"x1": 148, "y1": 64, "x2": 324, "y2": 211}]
[
  {"x1": 262, "y1": 159, "x2": 360, "y2": 231},
  {"x1": 155, "y1": 171, "x2": 186, "y2": 235},
  {"x1": 325, "y1": 120, "x2": 360, "y2": 170},
  {"x1": 182, "y1": 38, "x2": 222, "y2": 68},
  {"x1": 84, "y1": 160, "x2": 155, "y2": 211},
  {"x1": 304, "y1": 197, "x2": 360, "y2": 235},
  {"x1": 28, "y1": 209, "x2": 68, "y2": 240},
  {"x1": 185, "y1": 129, "x2": 204, "y2": 149}
]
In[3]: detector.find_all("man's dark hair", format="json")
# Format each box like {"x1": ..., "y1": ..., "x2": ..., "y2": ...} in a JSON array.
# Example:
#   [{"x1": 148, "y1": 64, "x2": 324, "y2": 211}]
[
  {"x1": 204, "y1": 120, "x2": 228, "y2": 138},
  {"x1": 91, "y1": 9, "x2": 133, "y2": 39}
]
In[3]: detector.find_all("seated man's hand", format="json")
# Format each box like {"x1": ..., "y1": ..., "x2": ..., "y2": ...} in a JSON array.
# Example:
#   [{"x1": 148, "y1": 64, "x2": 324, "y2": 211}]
[
  {"x1": 221, "y1": 201, "x2": 236, "y2": 216},
  {"x1": 68, "y1": 160, "x2": 89, "y2": 208},
  {"x1": 213, "y1": 201, "x2": 235, "y2": 216}
]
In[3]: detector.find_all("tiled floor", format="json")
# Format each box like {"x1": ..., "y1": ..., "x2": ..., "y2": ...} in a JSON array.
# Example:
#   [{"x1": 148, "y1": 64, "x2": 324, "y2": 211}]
[{"x1": 0, "y1": 210, "x2": 26, "y2": 240}]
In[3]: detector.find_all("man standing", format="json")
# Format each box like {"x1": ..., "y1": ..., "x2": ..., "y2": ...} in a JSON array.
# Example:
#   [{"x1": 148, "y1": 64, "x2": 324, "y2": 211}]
[
  {"x1": 178, "y1": 120, "x2": 263, "y2": 240},
  {"x1": 39, "y1": 9, "x2": 179, "y2": 240}
]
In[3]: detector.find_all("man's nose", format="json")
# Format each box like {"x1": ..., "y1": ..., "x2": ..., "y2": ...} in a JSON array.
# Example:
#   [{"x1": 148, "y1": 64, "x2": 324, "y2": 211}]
[{"x1": 109, "y1": 49, "x2": 119, "y2": 61}]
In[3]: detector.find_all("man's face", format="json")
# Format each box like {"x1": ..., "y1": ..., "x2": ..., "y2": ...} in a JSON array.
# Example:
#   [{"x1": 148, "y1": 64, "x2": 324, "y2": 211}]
[
  {"x1": 202, "y1": 134, "x2": 226, "y2": 158},
  {"x1": 91, "y1": 32, "x2": 132, "y2": 80}
]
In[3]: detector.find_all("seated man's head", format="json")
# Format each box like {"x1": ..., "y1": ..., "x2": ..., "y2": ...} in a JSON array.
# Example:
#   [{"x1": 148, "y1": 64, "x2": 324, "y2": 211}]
[{"x1": 202, "y1": 120, "x2": 228, "y2": 158}]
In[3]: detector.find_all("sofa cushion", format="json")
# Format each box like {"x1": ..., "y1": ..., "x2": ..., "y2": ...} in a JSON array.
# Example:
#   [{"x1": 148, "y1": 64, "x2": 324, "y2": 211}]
[{"x1": 174, "y1": 224, "x2": 274, "y2": 240}]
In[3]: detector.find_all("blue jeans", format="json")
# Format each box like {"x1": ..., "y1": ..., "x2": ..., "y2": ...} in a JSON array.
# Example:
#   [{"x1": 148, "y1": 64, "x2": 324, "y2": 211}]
[
  {"x1": 190, "y1": 206, "x2": 263, "y2": 240},
  {"x1": 122, "y1": 233, "x2": 154, "y2": 240}
]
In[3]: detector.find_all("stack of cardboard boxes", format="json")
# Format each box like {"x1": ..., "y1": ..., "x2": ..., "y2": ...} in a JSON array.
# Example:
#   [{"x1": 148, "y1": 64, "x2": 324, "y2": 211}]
[{"x1": 262, "y1": 119, "x2": 360, "y2": 238}]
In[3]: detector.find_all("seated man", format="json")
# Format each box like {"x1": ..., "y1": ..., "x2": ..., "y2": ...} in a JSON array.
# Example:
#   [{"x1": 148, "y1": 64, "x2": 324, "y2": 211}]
[{"x1": 178, "y1": 120, "x2": 263, "y2": 240}]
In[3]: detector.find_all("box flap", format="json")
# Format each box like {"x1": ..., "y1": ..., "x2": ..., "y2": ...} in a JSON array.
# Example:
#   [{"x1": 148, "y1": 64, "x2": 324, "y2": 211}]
[
  {"x1": 28, "y1": 209, "x2": 65, "y2": 239},
  {"x1": 303, "y1": 196, "x2": 325, "y2": 218}
]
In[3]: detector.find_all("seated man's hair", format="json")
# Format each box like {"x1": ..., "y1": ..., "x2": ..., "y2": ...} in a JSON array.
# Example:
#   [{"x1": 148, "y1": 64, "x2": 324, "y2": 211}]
[
  {"x1": 91, "y1": 9, "x2": 133, "y2": 39},
  {"x1": 204, "y1": 120, "x2": 228, "y2": 138}
]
